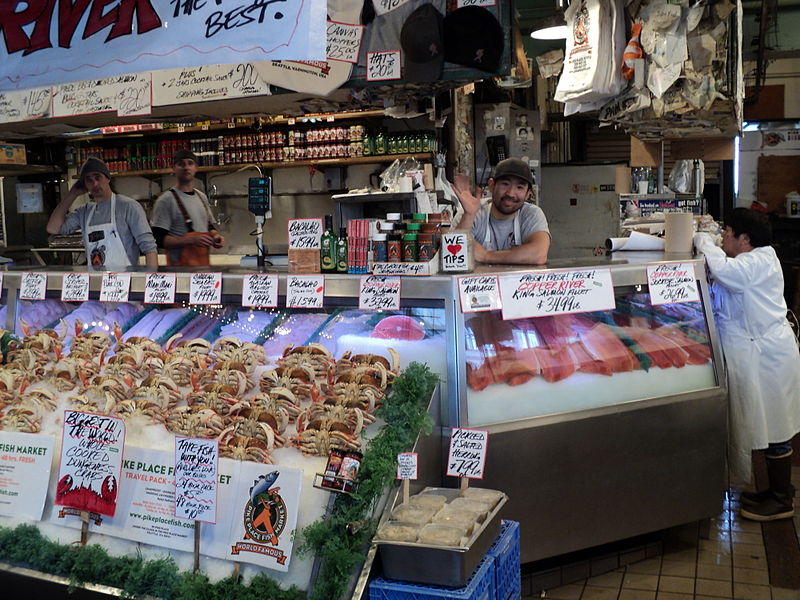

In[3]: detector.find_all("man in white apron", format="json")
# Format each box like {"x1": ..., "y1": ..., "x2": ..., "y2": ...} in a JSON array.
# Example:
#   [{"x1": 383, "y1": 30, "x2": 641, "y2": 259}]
[
  {"x1": 694, "y1": 208, "x2": 800, "y2": 521},
  {"x1": 46, "y1": 158, "x2": 158, "y2": 269},
  {"x1": 452, "y1": 158, "x2": 550, "y2": 264}
]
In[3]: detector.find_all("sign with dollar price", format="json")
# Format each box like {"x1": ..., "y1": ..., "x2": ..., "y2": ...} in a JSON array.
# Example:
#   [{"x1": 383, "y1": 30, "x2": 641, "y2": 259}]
[
  {"x1": 61, "y1": 272, "x2": 90, "y2": 302},
  {"x1": 20, "y1": 272, "x2": 47, "y2": 300},
  {"x1": 287, "y1": 219, "x2": 323, "y2": 250},
  {"x1": 457, "y1": 0, "x2": 495, "y2": 7},
  {"x1": 359, "y1": 276, "x2": 401, "y2": 310},
  {"x1": 242, "y1": 274, "x2": 278, "y2": 308},
  {"x1": 458, "y1": 275, "x2": 501, "y2": 313},
  {"x1": 371, "y1": 0, "x2": 411, "y2": 16},
  {"x1": 174, "y1": 437, "x2": 218, "y2": 523},
  {"x1": 396, "y1": 453, "x2": 418, "y2": 480},
  {"x1": 366, "y1": 51, "x2": 401, "y2": 81},
  {"x1": 499, "y1": 268, "x2": 616, "y2": 320},
  {"x1": 446, "y1": 428, "x2": 488, "y2": 479},
  {"x1": 326, "y1": 21, "x2": 364, "y2": 63},
  {"x1": 100, "y1": 273, "x2": 131, "y2": 303},
  {"x1": 286, "y1": 275, "x2": 324, "y2": 309},
  {"x1": 647, "y1": 262, "x2": 700, "y2": 305},
  {"x1": 190, "y1": 273, "x2": 222, "y2": 305},
  {"x1": 145, "y1": 273, "x2": 176, "y2": 304}
]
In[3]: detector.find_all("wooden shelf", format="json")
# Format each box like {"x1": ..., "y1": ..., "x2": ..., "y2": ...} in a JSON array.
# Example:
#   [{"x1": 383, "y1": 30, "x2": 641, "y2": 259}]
[{"x1": 0, "y1": 164, "x2": 61, "y2": 177}]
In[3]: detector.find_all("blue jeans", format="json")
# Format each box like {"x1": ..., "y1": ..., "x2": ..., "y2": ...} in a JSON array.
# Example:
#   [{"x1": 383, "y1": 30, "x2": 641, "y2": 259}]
[{"x1": 766, "y1": 441, "x2": 793, "y2": 458}]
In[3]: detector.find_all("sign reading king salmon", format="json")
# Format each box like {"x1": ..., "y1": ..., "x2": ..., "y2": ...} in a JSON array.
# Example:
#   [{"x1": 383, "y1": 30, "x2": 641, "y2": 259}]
[{"x1": 0, "y1": 0, "x2": 326, "y2": 90}]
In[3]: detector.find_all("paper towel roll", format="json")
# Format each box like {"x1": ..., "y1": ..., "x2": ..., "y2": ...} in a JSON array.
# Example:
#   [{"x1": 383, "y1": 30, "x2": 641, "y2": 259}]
[
  {"x1": 664, "y1": 212, "x2": 694, "y2": 254},
  {"x1": 606, "y1": 231, "x2": 665, "y2": 251}
]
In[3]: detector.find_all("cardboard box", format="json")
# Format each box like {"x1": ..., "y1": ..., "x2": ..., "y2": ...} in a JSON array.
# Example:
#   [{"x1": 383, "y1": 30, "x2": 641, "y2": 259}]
[{"x1": 0, "y1": 142, "x2": 25, "y2": 165}]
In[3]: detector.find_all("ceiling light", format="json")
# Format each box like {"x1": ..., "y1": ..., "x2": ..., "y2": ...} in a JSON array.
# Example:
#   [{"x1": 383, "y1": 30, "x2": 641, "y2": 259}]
[{"x1": 530, "y1": 13, "x2": 568, "y2": 40}]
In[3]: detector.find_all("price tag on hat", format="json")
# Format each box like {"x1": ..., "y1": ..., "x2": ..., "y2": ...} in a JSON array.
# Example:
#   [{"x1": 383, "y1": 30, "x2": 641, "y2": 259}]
[
  {"x1": 372, "y1": 0, "x2": 410, "y2": 16},
  {"x1": 326, "y1": 21, "x2": 364, "y2": 64},
  {"x1": 366, "y1": 51, "x2": 401, "y2": 81},
  {"x1": 61, "y1": 272, "x2": 90, "y2": 302},
  {"x1": 457, "y1": 0, "x2": 496, "y2": 7},
  {"x1": 446, "y1": 428, "x2": 488, "y2": 479}
]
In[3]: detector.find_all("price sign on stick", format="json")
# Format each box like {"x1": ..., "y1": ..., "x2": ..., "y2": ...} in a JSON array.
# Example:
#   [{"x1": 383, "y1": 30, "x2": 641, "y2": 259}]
[
  {"x1": 145, "y1": 273, "x2": 176, "y2": 304},
  {"x1": 397, "y1": 453, "x2": 418, "y2": 480},
  {"x1": 286, "y1": 275, "x2": 324, "y2": 309},
  {"x1": 100, "y1": 273, "x2": 131, "y2": 303},
  {"x1": 190, "y1": 273, "x2": 222, "y2": 305},
  {"x1": 242, "y1": 274, "x2": 278, "y2": 308},
  {"x1": 287, "y1": 218, "x2": 323, "y2": 250},
  {"x1": 174, "y1": 437, "x2": 218, "y2": 523},
  {"x1": 61, "y1": 272, "x2": 90, "y2": 302},
  {"x1": 446, "y1": 428, "x2": 488, "y2": 479},
  {"x1": 647, "y1": 262, "x2": 700, "y2": 305},
  {"x1": 359, "y1": 276, "x2": 401, "y2": 310},
  {"x1": 20, "y1": 272, "x2": 47, "y2": 300}
]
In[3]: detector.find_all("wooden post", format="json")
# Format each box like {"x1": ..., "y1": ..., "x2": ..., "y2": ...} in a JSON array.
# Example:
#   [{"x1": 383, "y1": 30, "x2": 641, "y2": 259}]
[
  {"x1": 193, "y1": 521, "x2": 201, "y2": 573},
  {"x1": 402, "y1": 478, "x2": 410, "y2": 505},
  {"x1": 459, "y1": 476, "x2": 469, "y2": 497},
  {"x1": 79, "y1": 511, "x2": 89, "y2": 546}
]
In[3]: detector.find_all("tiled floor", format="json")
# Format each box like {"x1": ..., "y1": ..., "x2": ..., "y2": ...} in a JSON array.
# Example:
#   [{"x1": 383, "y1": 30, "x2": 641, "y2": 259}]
[{"x1": 536, "y1": 466, "x2": 800, "y2": 600}]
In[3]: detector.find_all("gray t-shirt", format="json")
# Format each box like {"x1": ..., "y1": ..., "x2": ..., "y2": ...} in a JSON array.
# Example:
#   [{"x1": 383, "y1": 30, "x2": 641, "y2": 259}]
[
  {"x1": 472, "y1": 202, "x2": 550, "y2": 251},
  {"x1": 59, "y1": 194, "x2": 157, "y2": 265},
  {"x1": 151, "y1": 188, "x2": 216, "y2": 264}
]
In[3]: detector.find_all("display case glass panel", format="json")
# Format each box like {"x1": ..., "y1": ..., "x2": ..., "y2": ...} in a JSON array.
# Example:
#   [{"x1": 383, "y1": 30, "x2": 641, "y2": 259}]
[{"x1": 464, "y1": 292, "x2": 718, "y2": 426}]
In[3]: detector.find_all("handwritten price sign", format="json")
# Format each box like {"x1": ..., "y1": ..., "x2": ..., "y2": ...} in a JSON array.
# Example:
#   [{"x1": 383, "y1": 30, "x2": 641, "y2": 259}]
[
  {"x1": 190, "y1": 273, "x2": 222, "y2": 305},
  {"x1": 359, "y1": 276, "x2": 401, "y2": 310},
  {"x1": 499, "y1": 268, "x2": 616, "y2": 320},
  {"x1": 647, "y1": 262, "x2": 699, "y2": 305},
  {"x1": 242, "y1": 274, "x2": 278, "y2": 308},
  {"x1": 20, "y1": 272, "x2": 47, "y2": 300},
  {"x1": 397, "y1": 452, "x2": 418, "y2": 480},
  {"x1": 174, "y1": 437, "x2": 218, "y2": 523},
  {"x1": 372, "y1": 0, "x2": 411, "y2": 15},
  {"x1": 100, "y1": 273, "x2": 131, "y2": 303},
  {"x1": 327, "y1": 21, "x2": 364, "y2": 63},
  {"x1": 145, "y1": 273, "x2": 176, "y2": 304},
  {"x1": 366, "y1": 51, "x2": 401, "y2": 81},
  {"x1": 286, "y1": 275, "x2": 324, "y2": 309},
  {"x1": 61, "y1": 272, "x2": 90, "y2": 302},
  {"x1": 457, "y1": 0, "x2": 495, "y2": 7},
  {"x1": 288, "y1": 218, "x2": 323, "y2": 250},
  {"x1": 446, "y1": 428, "x2": 488, "y2": 479},
  {"x1": 458, "y1": 275, "x2": 501, "y2": 313}
]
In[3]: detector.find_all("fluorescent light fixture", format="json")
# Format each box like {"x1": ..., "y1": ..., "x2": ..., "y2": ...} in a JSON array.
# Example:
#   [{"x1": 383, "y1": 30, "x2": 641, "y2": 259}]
[{"x1": 530, "y1": 13, "x2": 567, "y2": 40}]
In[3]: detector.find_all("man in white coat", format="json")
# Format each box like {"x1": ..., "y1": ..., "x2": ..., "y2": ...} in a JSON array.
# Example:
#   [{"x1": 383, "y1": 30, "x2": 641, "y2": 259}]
[{"x1": 694, "y1": 208, "x2": 800, "y2": 521}]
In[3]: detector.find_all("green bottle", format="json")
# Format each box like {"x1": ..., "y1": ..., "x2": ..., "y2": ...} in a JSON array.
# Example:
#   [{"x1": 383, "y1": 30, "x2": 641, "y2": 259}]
[
  {"x1": 320, "y1": 215, "x2": 337, "y2": 273},
  {"x1": 336, "y1": 227, "x2": 348, "y2": 273}
]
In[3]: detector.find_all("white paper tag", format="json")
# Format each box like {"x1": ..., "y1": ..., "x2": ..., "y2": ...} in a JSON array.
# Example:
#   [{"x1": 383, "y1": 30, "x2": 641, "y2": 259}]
[
  {"x1": 286, "y1": 275, "x2": 324, "y2": 309},
  {"x1": 190, "y1": 273, "x2": 222, "y2": 305},
  {"x1": 145, "y1": 273, "x2": 176, "y2": 304},
  {"x1": 20, "y1": 272, "x2": 47, "y2": 300},
  {"x1": 372, "y1": 0, "x2": 411, "y2": 16},
  {"x1": 647, "y1": 262, "x2": 700, "y2": 305},
  {"x1": 287, "y1": 218, "x2": 323, "y2": 250},
  {"x1": 441, "y1": 232, "x2": 470, "y2": 272},
  {"x1": 61, "y1": 272, "x2": 89, "y2": 302},
  {"x1": 366, "y1": 51, "x2": 402, "y2": 81},
  {"x1": 446, "y1": 428, "x2": 488, "y2": 479},
  {"x1": 174, "y1": 437, "x2": 218, "y2": 524},
  {"x1": 499, "y1": 268, "x2": 616, "y2": 320},
  {"x1": 457, "y1": 0, "x2": 496, "y2": 6},
  {"x1": 100, "y1": 273, "x2": 131, "y2": 303},
  {"x1": 359, "y1": 276, "x2": 401, "y2": 310},
  {"x1": 397, "y1": 452, "x2": 418, "y2": 480},
  {"x1": 371, "y1": 262, "x2": 429, "y2": 276},
  {"x1": 458, "y1": 275, "x2": 502, "y2": 312},
  {"x1": 327, "y1": 21, "x2": 364, "y2": 63},
  {"x1": 242, "y1": 274, "x2": 278, "y2": 308}
]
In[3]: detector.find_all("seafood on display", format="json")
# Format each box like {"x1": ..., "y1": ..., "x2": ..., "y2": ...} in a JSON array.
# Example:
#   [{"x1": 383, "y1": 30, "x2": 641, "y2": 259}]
[
  {"x1": 212, "y1": 338, "x2": 268, "y2": 373},
  {"x1": 296, "y1": 404, "x2": 373, "y2": 437},
  {"x1": 200, "y1": 361, "x2": 252, "y2": 395},
  {"x1": 318, "y1": 373, "x2": 385, "y2": 412},
  {"x1": 259, "y1": 366, "x2": 317, "y2": 400},
  {"x1": 277, "y1": 343, "x2": 334, "y2": 379},
  {"x1": 0, "y1": 406, "x2": 41, "y2": 433},
  {"x1": 292, "y1": 427, "x2": 362, "y2": 456},
  {"x1": 335, "y1": 349, "x2": 400, "y2": 386},
  {"x1": 165, "y1": 406, "x2": 227, "y2": 438},
  {"x1": 218, "y1": 433, "x2": 274, "y2": 463}
]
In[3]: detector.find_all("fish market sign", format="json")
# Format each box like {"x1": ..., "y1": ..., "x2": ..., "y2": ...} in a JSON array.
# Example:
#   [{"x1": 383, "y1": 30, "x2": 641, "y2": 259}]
[
  {"x1": 0, "y1": 0, "x2": 326, "y2": 90},
  {"x1": 499, "y1": 268, "x2": 616, "y2": 320}
]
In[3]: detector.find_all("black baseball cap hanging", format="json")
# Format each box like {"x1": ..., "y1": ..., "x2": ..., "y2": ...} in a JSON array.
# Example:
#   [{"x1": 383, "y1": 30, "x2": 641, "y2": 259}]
[
  {"x1": 443, "y1": 6, "x2": 504, "y2": 73},
  {"x1": 400, "y1": 3, "x2": 445, "y2": 82}
]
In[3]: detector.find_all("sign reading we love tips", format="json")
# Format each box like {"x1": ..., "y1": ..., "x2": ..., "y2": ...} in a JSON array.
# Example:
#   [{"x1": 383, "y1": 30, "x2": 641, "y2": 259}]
[{"x1": 647, "y1": 262, "x2": 699, "y2": 305}]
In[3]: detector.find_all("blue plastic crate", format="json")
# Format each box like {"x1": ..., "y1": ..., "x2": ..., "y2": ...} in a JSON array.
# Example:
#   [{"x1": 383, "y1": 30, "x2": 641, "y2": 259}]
[
  {"x1": 370, "y1": 554, "x2": 495, "y2": 600},
  {"x1": 487, "y1": 521, "x2": 520, "y2": 600}
]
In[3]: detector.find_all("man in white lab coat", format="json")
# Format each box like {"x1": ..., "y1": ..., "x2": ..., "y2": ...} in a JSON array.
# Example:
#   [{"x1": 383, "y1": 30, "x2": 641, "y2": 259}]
[{"x1": 694, "y1": 208, "x2": 800, "y2": 521}]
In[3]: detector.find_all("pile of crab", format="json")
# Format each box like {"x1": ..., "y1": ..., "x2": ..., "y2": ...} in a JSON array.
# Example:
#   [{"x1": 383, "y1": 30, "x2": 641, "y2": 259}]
[{"x1": 0, "y1": 323, "x2": 402, "y2": 466}]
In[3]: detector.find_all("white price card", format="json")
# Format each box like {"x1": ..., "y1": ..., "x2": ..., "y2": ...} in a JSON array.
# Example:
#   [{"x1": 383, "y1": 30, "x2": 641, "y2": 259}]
[
  {"x1": 286, "y1": 275, "x2": 325, "y2": 309},
  {"x1": 0, "y1": 431, "x2": 55, "y2": 520},
  {"x1": 458, "y1": 275, "x2": 502, "y2": 312},
  {"x1": 446, "y1": 428, "x2": 488, "y2": 479},
  {"x1": 61, "y1": 272, "x2": 90, "y2": 302},
  {"x1": 174, "y1": 437, "x2": 218, "y2": 523},
  {"x1": 647, "y1": 262, "x2": 700, "y2": 305},
  {"x1": 242, "y1": 274, "x2": 278, "y2": 308},
  {"x1": 287, "y1": 218, "x2": 323, "y2": 250},
  {"x1": 372, "y1": 0, "x2": 411, "y2": 16},
  {"x1": 20, "y1": 272, "x2": 47, "y2": 300},
  {"x1": 499, "y1": 268, "x2": 616, "y2": 320},
  {"x1": 190, "y1": 273, "x2": 222, "y2": 305},
  {"x1": 397, "y1": 452, "x2": 418, "y2": 480},
  {"x1": 441, "y1": 232, "x2": 470, "y2": 272},
  {"x1": 366, "y1": 51, "x2": 402, "y2": 81},
  {"x1": 327, "y1": 21, "x2": 364, "y2": 63},
  {"x1": 457, "y1": 0, "x2": 495, "y2": 7},
  {"x1": 56, "y1": 411, "x2": 126, "y2": 518},
  {"x1": 145, "y1": 273, "x2": 176, "y2": 304},
  {"x1": 100, "y1": 273, "x2": 131, "y2": 303},
  {"x1": 359, "y1": 276, "x2": 401, "y2": 311}
]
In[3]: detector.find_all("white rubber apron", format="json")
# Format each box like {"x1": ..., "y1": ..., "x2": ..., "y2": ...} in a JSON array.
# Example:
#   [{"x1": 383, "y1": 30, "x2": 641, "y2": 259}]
[{"x1": 83, "y1": 195, "x2": 131, "y2": 269}]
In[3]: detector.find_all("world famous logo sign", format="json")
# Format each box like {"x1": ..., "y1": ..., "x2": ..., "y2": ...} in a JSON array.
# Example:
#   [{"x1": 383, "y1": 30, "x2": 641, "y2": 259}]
[{"x1": 231, "y1": 471, "x2": 289, "y2": 565}]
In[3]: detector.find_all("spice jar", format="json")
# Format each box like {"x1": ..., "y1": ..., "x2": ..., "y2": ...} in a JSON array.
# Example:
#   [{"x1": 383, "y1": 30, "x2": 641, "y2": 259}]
[
  {"x1": 402, "y1": 232, "x2": 418, "y2": 262},
  {"x1": 372, "y1": 233, "x2": 388, "y2": 262},
  {"x1": 417, "y1": 233, "x2": 435, "y2": 262},
  {"x1": 339, "y1": 450, "x2": 363, "y2": 493},
  {"x1": 321, "y1": 448, "x2": 346, "y2": 490},
  {"x1": 387, "y1": 234, "x2": 402, "y2": 262}
]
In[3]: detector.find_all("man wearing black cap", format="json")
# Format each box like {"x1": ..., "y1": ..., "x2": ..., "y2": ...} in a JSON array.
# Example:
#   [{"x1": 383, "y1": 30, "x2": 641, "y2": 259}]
[
  {"x1": 47, "y1": 158, "x2": 158, "y2": 268},
  {"x1": 452, "y1": 158, "x2": 550, "y2": 264},
  {"x1": 151, "y1": 150, "x2": 224, "y2": 266}
]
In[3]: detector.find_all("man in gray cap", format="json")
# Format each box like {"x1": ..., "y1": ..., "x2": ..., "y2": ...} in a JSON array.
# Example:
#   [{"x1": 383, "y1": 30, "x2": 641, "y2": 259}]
[
  {"x1": 452, "y1": 158, "x2": 550, "y2": 264},
  {"x1": 151, "y1": 149, "x2": 223, "y2": 266},
  {"x1": 47, "y1": 157, "x2": 158, "y2": 268}
]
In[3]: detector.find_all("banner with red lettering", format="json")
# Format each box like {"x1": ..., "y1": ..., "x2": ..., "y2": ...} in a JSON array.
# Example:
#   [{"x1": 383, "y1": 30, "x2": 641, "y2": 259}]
[{"x1": 0, "y1": 0, "x2": 326, "y2": 90}]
